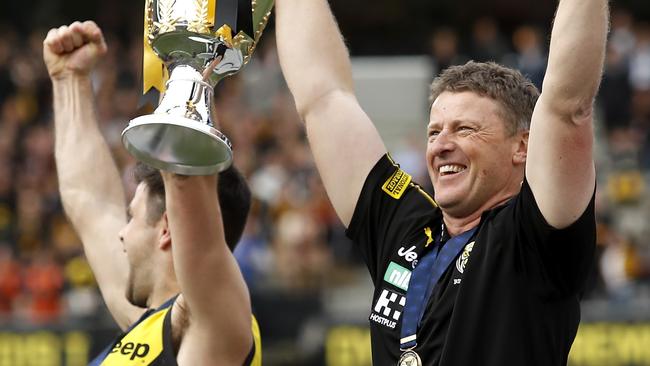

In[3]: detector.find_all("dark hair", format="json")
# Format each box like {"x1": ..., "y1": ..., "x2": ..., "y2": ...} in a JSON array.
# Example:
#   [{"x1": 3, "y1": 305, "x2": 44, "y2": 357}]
[
  {"x1": 133, "y1": 162, "x2": 251, "y2": 251},
  {"x1": 429, "y1": 61, "x2": 540, "y2": 135}
]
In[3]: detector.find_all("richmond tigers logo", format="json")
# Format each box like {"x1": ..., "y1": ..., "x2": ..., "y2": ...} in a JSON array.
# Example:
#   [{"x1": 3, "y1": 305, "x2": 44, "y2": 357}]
[{"x1": 455, "y1": 241, "x2": 475, "y2": 274}]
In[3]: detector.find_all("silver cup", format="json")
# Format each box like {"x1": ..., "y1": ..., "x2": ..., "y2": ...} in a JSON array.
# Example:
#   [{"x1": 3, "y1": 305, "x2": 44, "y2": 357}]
[{"x1": 122, "y1": 0, "x2": 274, "y2": 175}]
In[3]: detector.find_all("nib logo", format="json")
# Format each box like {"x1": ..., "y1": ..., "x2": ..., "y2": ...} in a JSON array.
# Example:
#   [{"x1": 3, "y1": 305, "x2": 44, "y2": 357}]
[{"x1": 384, "y1": 262, "x2": 411, "y2": 291}]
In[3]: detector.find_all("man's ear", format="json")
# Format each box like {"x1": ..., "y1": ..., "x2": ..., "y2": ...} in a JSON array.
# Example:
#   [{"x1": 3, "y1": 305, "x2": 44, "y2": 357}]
[
  {"x1": 159, "y1": 212, "x2": 171, "y2": 250},
  {"x1": 513, "y1": 131, "x2": 529, "y2": 165}
]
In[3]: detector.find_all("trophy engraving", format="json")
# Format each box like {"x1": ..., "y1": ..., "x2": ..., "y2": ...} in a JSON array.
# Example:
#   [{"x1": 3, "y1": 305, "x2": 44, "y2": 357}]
[{"x1": 122, "y1": 0, "x2": 274, "y2": 175}]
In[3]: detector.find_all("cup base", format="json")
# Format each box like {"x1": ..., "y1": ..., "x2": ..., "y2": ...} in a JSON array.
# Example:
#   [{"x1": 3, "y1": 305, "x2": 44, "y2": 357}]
[{"x1": 122, "y1": 114, "x2": 232, "y2": 175}]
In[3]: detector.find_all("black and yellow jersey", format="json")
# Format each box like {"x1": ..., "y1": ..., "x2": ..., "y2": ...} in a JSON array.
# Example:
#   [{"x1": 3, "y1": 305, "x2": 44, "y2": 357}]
[{"x1": 89, "y1": 297, "x2": 261, "y2": 366}]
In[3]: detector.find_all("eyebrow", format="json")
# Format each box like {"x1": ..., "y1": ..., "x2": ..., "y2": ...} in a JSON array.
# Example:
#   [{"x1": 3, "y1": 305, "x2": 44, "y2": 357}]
[{"x1": 427, "y1": 119, "x2": 478, "y2": 130}]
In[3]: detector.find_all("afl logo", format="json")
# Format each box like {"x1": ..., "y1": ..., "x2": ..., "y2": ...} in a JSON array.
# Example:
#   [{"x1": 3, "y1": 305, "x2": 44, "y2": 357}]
[{"x1": 456, "y1": 241, "x2": 475, "y2": 274}]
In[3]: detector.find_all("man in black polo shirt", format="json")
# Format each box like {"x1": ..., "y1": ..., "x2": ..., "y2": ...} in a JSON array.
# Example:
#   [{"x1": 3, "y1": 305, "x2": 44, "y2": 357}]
[{"x1": 274, "y1": 0, "x2": 608, "y2": 365}]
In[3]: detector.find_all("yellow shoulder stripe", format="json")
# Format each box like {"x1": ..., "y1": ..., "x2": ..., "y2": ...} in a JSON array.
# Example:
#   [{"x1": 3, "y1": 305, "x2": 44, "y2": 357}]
[
  {"x1": 410, "y1": 182, "x2": 437, "y2": 208},
  {"x1": 250, "y1": 315, "x2": 262, "y2": 366},
  {"x1": 386, "y1": 153, "x2": 398, "y2": 167}
]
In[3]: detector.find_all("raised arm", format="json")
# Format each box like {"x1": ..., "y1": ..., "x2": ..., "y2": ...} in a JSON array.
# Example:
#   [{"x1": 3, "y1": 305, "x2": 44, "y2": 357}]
[
  {"x1": 275, "y1": 0, "x2": 387, "y2": 226},
  {"x1": 161, "y1": 173, "x2": 252, "y2": 365},
  {"x1": 526, "y1": 0, "x2": 609, "y2": 228},
  {"x1": 44, "y1": 21, "x2": 144, "y2": 329}
]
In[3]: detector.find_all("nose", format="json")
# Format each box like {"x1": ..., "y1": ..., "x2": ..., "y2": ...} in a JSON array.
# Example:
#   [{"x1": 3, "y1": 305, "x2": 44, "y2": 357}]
[
  {"x1": 118, "y1": 232, "x2": 126, "y2": 253},
  {"x1": 428, "y1": 129, "x2": 456, "y2": 158}
]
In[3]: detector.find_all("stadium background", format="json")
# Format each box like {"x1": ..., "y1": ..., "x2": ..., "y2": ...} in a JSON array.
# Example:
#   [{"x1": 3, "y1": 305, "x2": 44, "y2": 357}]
[{"x1": 1, "y1": 0, "x2": 650, "y2": 365}]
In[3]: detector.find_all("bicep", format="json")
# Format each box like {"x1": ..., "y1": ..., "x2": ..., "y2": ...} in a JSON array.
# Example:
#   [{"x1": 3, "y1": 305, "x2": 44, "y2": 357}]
[
  {"x1": 304, "y1": 90, "x2": 386, "y2": 227},
  {"x1": 525, "y1": 96, "x2": 595, "y2": 229},
  {"x1": 174, "y1": 258, "x2": 253, "y2": 364}
]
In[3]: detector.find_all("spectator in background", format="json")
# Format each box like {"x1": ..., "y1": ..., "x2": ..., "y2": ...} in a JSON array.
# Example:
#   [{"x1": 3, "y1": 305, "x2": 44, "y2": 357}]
[
  {"x1": 15, "y1": 187, "x2": 46, "y2": 255},
  {"x1": 599, "y1": 43, "x2": 633, "y2": 131},
  {"x1": 600, "y1": 232, "x2": 640, "y2": 302},
  {"x1": 272, "y1": 208, "x2": 331, "y2": 292},
  {"x1": 429, "y1": 27, "x2": 468, "y2": 76},
  {"x1": 241, "y1": 34, "x2": 287, "y2": 116},
  {"x1": 23, "y1": 250, "x2": 64, "y2": 322},
  {"x1": 0, "y1": 246, "x2": 20, "y2": 318},
  {"x1": 629, "y1": 23, "x2": 650, "y2": 127},
  {"x1": 502, "y1": 25, "x2": 546, "y2": 89},
  {"x1": 63, "y1": 255, "x2": 101, "y2": 319},
  {"x1": 468, "y1": 17, "x2": 509, "y2": 63},
  {"x1": 0, "y1": 162, "x2": 15, "y2": 243},
  {"x1": 0, "y1": 28, "x2": 17, "y2": 102},
  {"x1": 610, "y1": 8, "x2": 637, "y2": 61}
]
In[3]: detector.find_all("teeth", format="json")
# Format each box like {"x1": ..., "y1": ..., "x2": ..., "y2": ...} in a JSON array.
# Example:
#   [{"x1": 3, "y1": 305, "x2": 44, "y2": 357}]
[{"x1": 439, "y1": 164, "x2": 466, "y2": 174}]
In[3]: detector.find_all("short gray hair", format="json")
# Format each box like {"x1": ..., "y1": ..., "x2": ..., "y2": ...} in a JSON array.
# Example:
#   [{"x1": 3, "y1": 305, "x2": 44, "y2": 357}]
[{"x1": 430, "y1": 61, "x2": 540, "y2": 134}]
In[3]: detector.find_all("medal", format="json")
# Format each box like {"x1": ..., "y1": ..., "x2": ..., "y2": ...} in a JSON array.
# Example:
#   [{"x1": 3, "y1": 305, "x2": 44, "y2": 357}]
[{"x1": 398, "y1": 350, "x2": 422, "y2": 366}]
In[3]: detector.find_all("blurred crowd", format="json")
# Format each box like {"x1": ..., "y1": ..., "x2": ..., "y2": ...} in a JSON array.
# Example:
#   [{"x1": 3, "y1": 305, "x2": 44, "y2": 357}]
[{"x1": 0, "y1": 7, "x2": 649, "y2": 335}]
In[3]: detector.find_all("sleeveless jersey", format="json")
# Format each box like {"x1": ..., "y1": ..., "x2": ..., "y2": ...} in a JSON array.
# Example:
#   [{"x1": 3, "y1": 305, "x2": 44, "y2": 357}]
[{"x1": 89, "y1": 297, "x2": 262, "y2": 366}]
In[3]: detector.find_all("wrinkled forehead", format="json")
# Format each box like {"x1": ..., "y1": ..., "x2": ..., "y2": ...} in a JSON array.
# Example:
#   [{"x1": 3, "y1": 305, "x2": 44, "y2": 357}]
[{"x1": 428, "y1": 91, "x2": 505, "y2": 127}]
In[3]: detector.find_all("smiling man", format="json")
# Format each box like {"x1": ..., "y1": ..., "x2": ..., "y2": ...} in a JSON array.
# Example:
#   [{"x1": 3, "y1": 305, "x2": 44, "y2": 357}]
[{"x1": 274, "y1": 0, "x2": 608, "y2": 365}]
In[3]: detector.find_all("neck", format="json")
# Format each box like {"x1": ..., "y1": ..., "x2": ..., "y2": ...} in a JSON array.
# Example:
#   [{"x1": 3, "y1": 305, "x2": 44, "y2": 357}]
[
  {"x1": 442, "y1": 214, "x2": 481, "y2": 237},
  {"x1": 442, "y1": 195, "x2": 513, "y2": 236},
  {"x1": 147, "y1": 272, "x2": 179, "y2": 309}
]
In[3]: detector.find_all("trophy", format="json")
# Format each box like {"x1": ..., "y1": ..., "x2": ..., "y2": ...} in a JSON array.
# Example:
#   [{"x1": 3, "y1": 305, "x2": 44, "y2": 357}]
[{"x1": 122, "y1": 0, "x2": 274, "y2": 175}]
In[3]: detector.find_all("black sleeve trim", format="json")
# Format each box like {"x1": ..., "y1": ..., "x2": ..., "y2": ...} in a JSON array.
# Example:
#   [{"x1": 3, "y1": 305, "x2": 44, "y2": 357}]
[{"x1": 517, "y1": 179, "x2": 597, "y2": 294}]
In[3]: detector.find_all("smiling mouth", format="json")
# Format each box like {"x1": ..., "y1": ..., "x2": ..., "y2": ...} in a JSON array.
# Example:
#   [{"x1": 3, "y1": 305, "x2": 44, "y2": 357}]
[{"x1": 439, "y1": 164, "x2": 467, "y2": 177}]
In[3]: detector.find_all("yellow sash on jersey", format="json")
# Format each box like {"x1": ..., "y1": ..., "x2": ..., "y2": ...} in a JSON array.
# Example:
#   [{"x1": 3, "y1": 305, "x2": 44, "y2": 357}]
[
  {"x1": 101, "y1": 306, "x2": 262, "y2": 365},
  {"x1": 101, "y1": 308, "x2": 168, "y2": 365},
  {"x1": 251, "y1": 315, "x2": 262, "y2": 366}
]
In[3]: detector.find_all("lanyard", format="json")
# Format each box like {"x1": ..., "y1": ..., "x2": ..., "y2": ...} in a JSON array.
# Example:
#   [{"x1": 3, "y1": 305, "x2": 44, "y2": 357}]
[{"x1": 399, "y1": 225, "x2": 477, "y2": 350}]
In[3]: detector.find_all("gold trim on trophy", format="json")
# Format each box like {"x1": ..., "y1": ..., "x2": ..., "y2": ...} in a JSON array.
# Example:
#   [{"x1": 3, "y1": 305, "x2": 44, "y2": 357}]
[
  {"x1": 215, "y1": 25, "x2": 234, "y2": 47},
  {"x1": 154, "y1": 0, "x2": 179, "y2": 34},
  {"x1": 146, "y1": 0, "x2": 156, "y2": 43},
  {"x1": 187, "y1": 0, "x2": 211, "y2": 34}
]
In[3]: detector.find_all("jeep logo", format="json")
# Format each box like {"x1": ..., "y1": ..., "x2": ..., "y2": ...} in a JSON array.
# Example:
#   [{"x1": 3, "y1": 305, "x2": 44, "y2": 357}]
[
  {"x1": 111, "y1": 341, "x2": 150, "y2": 360},
  {"x1": 397, "y1": 246, "x2": 418, "y2": 262}
]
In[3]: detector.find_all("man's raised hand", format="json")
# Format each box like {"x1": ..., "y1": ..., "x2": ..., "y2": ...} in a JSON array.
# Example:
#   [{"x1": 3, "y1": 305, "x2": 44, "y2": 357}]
[{"x1": 43, "y1": 20, "x2": 107, "y2": 80}]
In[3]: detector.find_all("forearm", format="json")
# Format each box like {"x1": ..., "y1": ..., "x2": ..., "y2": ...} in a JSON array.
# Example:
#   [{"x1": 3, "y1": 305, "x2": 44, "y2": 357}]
[
  {"x1": 542, "y1": 0, "x2": 609, "y2": 119},
  {"x1": 162, "y1": 174, "x2": 250, "y2": 321},
  {"x1": 53, "y1": 75, "x2": 126, "y2": 220},
  {"x1": 53, "y1": 75, "x2": 133, "y2": 321},
  {"x1": 275, "y1": 0, "x2": 355, "y2": 116}
]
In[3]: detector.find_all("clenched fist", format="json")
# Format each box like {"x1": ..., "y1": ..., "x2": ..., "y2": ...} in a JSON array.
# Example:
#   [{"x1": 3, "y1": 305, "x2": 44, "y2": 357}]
[{"x1": 43, "y1": 21, "x2": 107, "y2": 80}]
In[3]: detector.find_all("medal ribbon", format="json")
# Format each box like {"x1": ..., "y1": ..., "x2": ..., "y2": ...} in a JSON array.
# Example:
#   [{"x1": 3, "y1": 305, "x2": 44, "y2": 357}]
[{"x1": 399, "y1": 226, "x2": 477, "y2": 350}]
